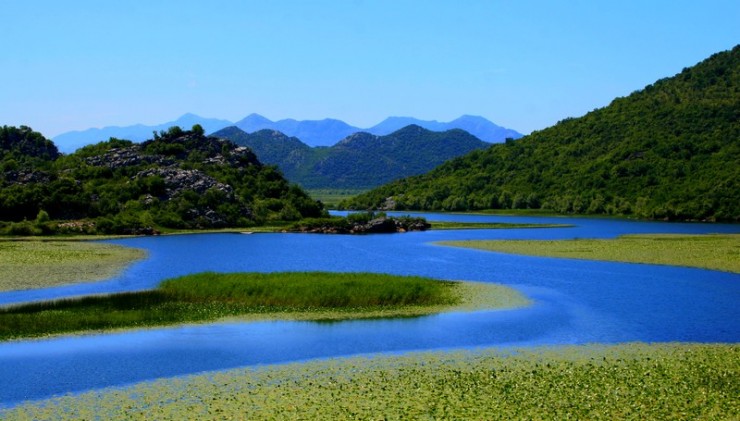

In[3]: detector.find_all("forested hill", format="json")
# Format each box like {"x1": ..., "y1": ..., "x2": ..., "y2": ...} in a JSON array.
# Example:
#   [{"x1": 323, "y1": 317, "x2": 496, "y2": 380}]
[
  {"x1": 213, "y1": 125, "x2": 491, "y2": 189},
  {"x1": 342, "y1": 46, "x2": 740, "y2": 222},
  {"x1": 1, "y1": 125, "x2": 60, "y2": 162},
  {"x1": 0, "y1": 125, "x2": 325, "y2": 234},
  {"x1": 212, "y1": 127, "x2": 314, "y2": 184}
]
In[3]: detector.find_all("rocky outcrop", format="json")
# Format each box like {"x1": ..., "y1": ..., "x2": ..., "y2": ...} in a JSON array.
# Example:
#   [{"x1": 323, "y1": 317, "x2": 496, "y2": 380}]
[
  {"x1": 289, "y1": 216, "x2": 430, "y2": 234},
  {"x1": 84, "y1": 146, "x2": 174, "y2": 168},
  {"x1": 136, "y1": 167, "x2": 233, "y2": 199},
  {"x1": 0, "y1": 125, "x2": 327, "y2": 233},
  {"x1": 82, "y1": 135, "x2": 257, "y2": 228},
  {"x1": 2, "y1": 169, "x2": 53, "y2": 185}
]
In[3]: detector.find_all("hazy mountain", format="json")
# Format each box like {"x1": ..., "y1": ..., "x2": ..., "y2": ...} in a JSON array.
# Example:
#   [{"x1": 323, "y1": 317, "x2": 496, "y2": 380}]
[
  {"x1": 234, "y1": 114, "x2": 521, "y2": 146},
  {"x1": 52, "y1": 113, "x2": 233, "y2": 153},
  {"x1": 214, "y1": 124, "x2": 491, "y2": 189},
  {"x1": 342, "y1": 46, "x2": 740, "y2": 222},
  {"x1": 53, "y1": 113, "x2": 521, "y2": 152},
  {"x1": 234, "y1": 114, "x2": 360, "y2": 147},
  {"x1": 366, "y1": 115, "x2": 523, "y2": 142}
]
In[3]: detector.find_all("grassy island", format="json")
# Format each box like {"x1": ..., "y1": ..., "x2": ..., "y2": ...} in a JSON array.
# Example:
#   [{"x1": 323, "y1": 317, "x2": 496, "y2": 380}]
[
  {"x1": 440, "y1": 233, "x2": 740, "y2": 273},
  {"x1": 0, "y1": 272, "x2": 528, "y2": 341},
  {"x1": 0, "y1": 240, "x2": 145, "y2": 292},
  {"x1": 3, "y1": 343, "x2": 737, "y2": 419}
]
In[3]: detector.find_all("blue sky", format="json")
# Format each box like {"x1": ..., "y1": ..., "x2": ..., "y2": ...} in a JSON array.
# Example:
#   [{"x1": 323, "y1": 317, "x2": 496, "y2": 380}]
[{"x1": 2, "y1": 1, "x2": 738, "y2": 137}]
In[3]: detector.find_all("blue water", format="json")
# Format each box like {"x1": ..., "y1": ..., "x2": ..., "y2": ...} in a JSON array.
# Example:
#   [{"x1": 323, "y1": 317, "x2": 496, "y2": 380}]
[{"x1": 0, "y1": 214, "x2": 738, "y2": 407}]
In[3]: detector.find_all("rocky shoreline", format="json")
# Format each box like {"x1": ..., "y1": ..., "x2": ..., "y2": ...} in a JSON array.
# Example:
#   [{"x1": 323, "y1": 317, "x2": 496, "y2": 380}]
[{"x1": 287, "y1": 216, "x2": 430, "y2": 234}]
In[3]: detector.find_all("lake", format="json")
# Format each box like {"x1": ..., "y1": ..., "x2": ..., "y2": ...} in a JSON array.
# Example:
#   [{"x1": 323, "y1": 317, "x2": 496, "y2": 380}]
[{"x1": 0, "y1": 213, "x2": 738, "y2": 406}]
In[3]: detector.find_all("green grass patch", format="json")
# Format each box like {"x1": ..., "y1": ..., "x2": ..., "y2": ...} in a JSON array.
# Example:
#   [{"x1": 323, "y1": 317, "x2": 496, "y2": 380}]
[
  {"x1": 0, "y1": 240, "x2": 146, "y2": 292},
  {"x1": 430, "y1": 221, "x2": 572, "y2": 230},
  {"x1": 307, "y1": 189, "x2": 367, "y2": 208},
  {"x1": 440, "y1": 233, "x2": 740, "y2": 273},
  {"x1": 4, "y1": 343, "x2": 737, "y2": 419},
  {"x1": 0, "y1": 272, "x2": 528, "y2": 341}
]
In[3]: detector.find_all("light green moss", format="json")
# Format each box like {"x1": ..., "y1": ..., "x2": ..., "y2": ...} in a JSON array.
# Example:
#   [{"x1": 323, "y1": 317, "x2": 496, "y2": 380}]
[
  {"x1": 0, "y1": 241, "x2": 145, "y2": 291},
  {"x1": 439, "y1": 233, "x2": 740, "y2": 273}
]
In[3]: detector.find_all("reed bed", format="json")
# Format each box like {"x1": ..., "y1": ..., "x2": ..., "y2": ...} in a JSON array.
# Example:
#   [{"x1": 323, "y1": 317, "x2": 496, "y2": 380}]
[{"x1": 0, "y1": 272, "x2": 527, "y2": 341}]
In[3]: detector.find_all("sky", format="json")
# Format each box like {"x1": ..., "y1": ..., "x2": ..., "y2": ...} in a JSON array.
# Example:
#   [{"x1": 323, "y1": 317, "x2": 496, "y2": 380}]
[{"x1": 2, "y1": 1, "x2": 738, "y2": 138}]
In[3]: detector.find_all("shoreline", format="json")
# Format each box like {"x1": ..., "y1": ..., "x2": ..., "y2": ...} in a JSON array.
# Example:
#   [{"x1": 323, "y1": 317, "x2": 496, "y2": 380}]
[{"x1": 3, "y1": 342, "x2": 736, "y2": 418}]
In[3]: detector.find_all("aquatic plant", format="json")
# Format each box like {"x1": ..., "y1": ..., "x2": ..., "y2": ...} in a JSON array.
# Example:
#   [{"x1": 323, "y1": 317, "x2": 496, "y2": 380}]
[
  {"x1": 440, "y1": 233, "x2": 740, "y2": 273},
  {"x1": 3, "y1": 343, "x2": 737, "y2": 419},
  {"x1": 0, "y1": 240, "x2": 145, "y2": 291}
]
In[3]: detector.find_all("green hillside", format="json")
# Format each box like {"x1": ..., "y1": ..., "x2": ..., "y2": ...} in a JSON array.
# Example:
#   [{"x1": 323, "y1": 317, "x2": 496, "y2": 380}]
[
  {"x1": 214, "y1": 125, "x2": 491, "y2": 189},
  {"x1": 0, "y1": 125, "x2": 325, "y2": 234},
  {"x1": 343, "y1": 46, "x2": 740, "y2": 221}
]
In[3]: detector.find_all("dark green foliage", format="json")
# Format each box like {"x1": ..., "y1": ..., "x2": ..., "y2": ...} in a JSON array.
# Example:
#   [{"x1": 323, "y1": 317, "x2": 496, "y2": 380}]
[
  {"x1": 0, "y1": 125, "x2": 59, "y2": 163},
  {"x1": 343, "y1": 46, "x2": 740, "y2": 221},
  {"x1": 214, "y1": 125, "x2": 491, "y2": 189},
  {"x1": 0, "y1": 125, "x2": 326, "y2": 232},
  {"x1": 0, "y1": 272, "x2": 458, "y2": 340}
]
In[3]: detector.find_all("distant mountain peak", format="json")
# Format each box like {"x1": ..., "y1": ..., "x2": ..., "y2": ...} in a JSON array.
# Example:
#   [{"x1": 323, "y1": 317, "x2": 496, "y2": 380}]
[
  {"x1": 53, "y1": 113, "x2": 523, "y2": 153},
  {"x1": 336, "y1": 131, "x2": 378, "y2": 146},
  {"x1": 52, "y1": 114, "x2": 234, "y2": 153},
  {"x1": 367, "y1": 116, "x2": 522, "y2": 143},
  {"x1": 216, "y1": 123, "x2": 491, "y2": 190},
  {"x1": 389, "y1": 124, "x2": 430, "y2": 136},
  {"x1": 453, "y1": 115, "x2": 487, "y2": 122}
]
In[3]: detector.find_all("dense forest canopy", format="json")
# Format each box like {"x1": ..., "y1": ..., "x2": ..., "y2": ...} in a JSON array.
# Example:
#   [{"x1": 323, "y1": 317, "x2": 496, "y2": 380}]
[
  {"x1": 342, "y1": 46, "x2": 740, "y2": 222},
  {"x1": 0, "y1": 125, "x2": 325, "y2": 234}
]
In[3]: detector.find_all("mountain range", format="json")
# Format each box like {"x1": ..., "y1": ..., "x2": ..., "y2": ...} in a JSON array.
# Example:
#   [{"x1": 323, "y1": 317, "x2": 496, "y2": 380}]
[
  {"x1": 213, "y1": 125, "x2": 491, "y2": 189},
  {"x1": 52, "y1": 114, "x2": 522, "y2": 153},
  {"x1": 52, "y1": 113, "x2": 233, "y2": 154},
  {"x1": 343, "y1": 45, "x2": 740, "y2": 222},
  {"x1": 232, "y1": 114, "x2": 522, "y2": 146}
]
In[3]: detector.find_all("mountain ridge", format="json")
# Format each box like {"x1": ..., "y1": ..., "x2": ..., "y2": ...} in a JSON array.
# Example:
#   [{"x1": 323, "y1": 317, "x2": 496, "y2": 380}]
[
  {"x1": 212, "y1": 124, "x2": 491, "y2": 189},
  {"x1": 52, "y1": 114, "x2": 233, "y2": 153},
  {"x1": 366, "y1": 115, "x2": 522, "y2": 142},
  {"x1": 53, "y1": 114, "x2": 522, "y2": 152},
  {"x1": 342, "y1": 46, "x2": 740, "y2": 221}
]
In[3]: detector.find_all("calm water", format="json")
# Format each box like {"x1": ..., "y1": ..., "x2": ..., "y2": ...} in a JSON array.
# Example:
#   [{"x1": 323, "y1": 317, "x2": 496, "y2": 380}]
[{"x1": 1, "y1": 214, "x2": 738, "y2": 406}]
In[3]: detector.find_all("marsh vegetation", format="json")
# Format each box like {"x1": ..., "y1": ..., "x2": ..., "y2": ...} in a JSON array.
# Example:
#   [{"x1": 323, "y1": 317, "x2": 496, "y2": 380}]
[
  {"x1": 0, "y1": 272, "x2": 528, "y2": 340},
  {"x1": 440, "y1": 233, "x2": 740, "y2": 273},
  {"x1": 3, "y1": 343, "x2": 736, "y2": 419},
  {"x1": 0, "y1": 240, "x2": 145, "y2": 291}
]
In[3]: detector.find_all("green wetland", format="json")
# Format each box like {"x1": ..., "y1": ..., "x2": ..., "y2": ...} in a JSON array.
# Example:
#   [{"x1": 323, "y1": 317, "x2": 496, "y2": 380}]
[
  {"x1": 0, "y1": 240, "x2": 145, "y2": 292},
  {"x1": 440, "y1": 233, "x2": 740, "y2": 273},
  {"x1": 0, "y1": 213, "x2": 738, "y2": 417},
  {"x1": 0, "y1": 272, "x2": 527, "y2": 341},
  {"x1": 4, "y1": 343, "x2": 737, "y2": 420}
]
